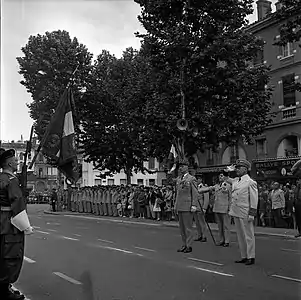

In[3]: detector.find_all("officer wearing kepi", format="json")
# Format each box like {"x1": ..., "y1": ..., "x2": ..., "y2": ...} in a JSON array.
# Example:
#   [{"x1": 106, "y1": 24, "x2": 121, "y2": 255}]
[
  {"x1": 174, "y1": 159, "x2": 199, "y2": 253},
  {"x1": 0, "y1": 148, "x2": 33, "y2": 299},
  {"x1": 223, "y1": 159, "x2": 258, "y2": 265}
]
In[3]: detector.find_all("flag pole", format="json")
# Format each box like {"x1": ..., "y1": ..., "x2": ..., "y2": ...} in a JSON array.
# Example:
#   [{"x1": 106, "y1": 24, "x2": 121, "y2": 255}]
[
  {"x1": 28, "y1": 64, "x2": 80, "y2": 169},
  {"x1": 21, "y1": 125, "x2": 34, "y2": 206}
]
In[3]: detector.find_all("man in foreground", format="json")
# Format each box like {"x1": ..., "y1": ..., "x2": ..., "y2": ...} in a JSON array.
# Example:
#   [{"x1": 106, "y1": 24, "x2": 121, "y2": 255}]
[
  {"x1": 0, "y1": 148, "x2": 33, "y2": 299},
  {"x1": 223, "y1": 159, "x2": 258, "y2": 265}
]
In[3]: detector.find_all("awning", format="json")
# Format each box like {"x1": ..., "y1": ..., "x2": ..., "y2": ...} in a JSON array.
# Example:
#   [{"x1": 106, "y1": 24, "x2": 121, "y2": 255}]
[{"x1": 252, "y1": 156, "x2": 301, "y2": 179}]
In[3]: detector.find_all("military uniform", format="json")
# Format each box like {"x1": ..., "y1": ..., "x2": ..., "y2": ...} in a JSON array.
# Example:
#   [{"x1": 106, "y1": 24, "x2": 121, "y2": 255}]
[
  {"x1": 174, "y1": 168, "x2": 199, "y2": 252},
  {"x1": 0, "y1": 149, "x2": 33, "y2": 299},
  {"x1": 225, "y1": 159, "x2": 258, "y2": 265}
]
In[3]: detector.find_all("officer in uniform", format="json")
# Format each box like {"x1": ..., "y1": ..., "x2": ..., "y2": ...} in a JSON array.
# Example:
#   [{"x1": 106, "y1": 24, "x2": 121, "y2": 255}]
[
  {"x1": 0, "y1": 148, "x2": 33, "y2": 299},
  {"x1": 174, "y1": 159, "x2": 199, "y2": 253},
  {"x1": 223, "y1": 159, "x2": 258, "y2": 265}
]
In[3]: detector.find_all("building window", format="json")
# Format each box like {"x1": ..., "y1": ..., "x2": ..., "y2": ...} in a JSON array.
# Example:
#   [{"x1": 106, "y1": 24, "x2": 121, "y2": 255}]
[
  {"x1": 94, "y1": 179, "x2": 102, "y2": 186},
  {"x1": 256, "y1": 139, "x2": 267, "y2": 157},
  {"x1": 19, "y1": 152, "x2": 24, "y2": 161},
  {"x1": 107, "y1": 179, "x2": 114, "y2": 186},
  {"x1": 137, "y1": 179, "x2": 144, "y2": 186},
  {"x1": 149, "y1": 179, "x2": 155, "y2": 186},
  {"x1": 52, "y1": 168, "x2": 57, "y2": 176},
  {"x1": 282, "y1": 74, "x2": 296, "y2": 107},
  {"x1": 39, "y1": 168, "x2": 43, "y2": 177},
  {"x1": 281, "y1": 42, "x2": 294, "y2": 57},
  {"x1": 230, "y1": 144, "x2": 239, "y2": 163},
  {"x1": 120, "y1": 179, "x2": 127, "y2": 185},
  {"x1": 254, "y1": 49, "x2": 264, "y2": 65},
  {"x1": 148, "y1": 157, "x2": 155, "y2": 169},
  {"x1": 38, "y1": 153, "x2": 44, "y2": 162}
]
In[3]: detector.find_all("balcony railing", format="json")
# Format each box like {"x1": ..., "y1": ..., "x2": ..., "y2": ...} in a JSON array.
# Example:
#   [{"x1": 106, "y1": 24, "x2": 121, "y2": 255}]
[{"x1": 282, "y1": 107, "x2": 296, "y2": 119}]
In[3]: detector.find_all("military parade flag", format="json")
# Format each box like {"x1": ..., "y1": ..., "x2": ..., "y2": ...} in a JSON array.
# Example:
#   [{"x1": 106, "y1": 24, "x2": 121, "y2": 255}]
[
  {"x1": 168, "y1": 144, "x2": 178, "y2": 174},
  {"x1": 41, "y1": 88, "x2": 79, "y2": 183}
]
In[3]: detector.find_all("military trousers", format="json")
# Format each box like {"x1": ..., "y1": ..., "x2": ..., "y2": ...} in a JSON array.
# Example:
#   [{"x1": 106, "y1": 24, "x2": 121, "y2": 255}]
[
  {"x1": 234, "y1": 217, "x2": 255, "y2": 259},
  {"x1": 178, "y1": 212, "x2": 194, "y2": 248},
  {"x1": 0, "y1": 233, "x2": 25, "y2": 285},
  {"x1": 215, "y1": 213, "x2": 231, "y2": 244},
  {"x1": 193, "y1": 211, "x2": 207, "y2": 239}
]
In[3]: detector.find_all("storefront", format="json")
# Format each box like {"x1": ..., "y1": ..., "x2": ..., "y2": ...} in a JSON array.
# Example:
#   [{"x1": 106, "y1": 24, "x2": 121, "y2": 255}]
[
  {"x1": 252, "y1": 156, "x2": 301, "y2": 184},
  {"x1": 196, "y1": 165, "x2": 236, "y2": 185}
]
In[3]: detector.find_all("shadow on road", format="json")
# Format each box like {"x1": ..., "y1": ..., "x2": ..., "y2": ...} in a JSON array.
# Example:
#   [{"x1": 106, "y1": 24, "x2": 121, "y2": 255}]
[{"x1": 80, "y1": 271, "x2": 96, "y2": 300}]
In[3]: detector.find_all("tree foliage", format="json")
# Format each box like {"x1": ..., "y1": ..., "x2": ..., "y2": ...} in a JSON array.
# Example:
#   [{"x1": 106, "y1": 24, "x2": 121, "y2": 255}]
[
  {"x1": 79, "y1": 48, "x2": 156, "y2": 180},
  {"x1": 273, "y1": 0, "x2": 301, "y2": 45},
  {"x1": 134, "y1": 0, "x2": 273, "y2": 160},
  {"x1": 17, "y1": 30, "x2": 93, "y2": 140}
]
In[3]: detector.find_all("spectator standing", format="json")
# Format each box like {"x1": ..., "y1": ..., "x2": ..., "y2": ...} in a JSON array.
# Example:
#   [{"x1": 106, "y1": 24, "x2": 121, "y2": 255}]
[
  {"x1": 164, "y1": 186, "x2": 173, "y2": 221},
  {"x1": 294, "y1": 179, "x2": 301, "y2": 237},
  {"x1": 269, "y1": 182, "x2": 286, "y2": 228},
  {"x1": 51, "y1": 188, "x2": 57, "y2": 212}
]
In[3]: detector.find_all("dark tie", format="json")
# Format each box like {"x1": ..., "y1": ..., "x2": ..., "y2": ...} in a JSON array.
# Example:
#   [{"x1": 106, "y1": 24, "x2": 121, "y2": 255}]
[{"x1": 238, "y1": 178, "x2": 241, "y2": 182}]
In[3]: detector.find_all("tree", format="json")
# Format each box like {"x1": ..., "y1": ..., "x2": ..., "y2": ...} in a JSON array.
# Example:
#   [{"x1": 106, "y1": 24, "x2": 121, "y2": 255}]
[
  {"x1": 134, "y1": 0, "x2": 273, "y2": 162},
  {"x1": 17, "y1": 30, "x2": 93, "y2": 140},
  {"x1": 274, "y1": 0, "x2": 301, "y2": 45},
  {"x1": 80, "y1": 48, "x2": 154, "y2": 183}
]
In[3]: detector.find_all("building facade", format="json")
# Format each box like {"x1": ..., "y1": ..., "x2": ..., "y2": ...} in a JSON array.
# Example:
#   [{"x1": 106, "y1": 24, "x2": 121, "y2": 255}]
[
  {"x1": 81, "y1": 157, "x2": 167, "y2": 187},
  {"x1": 195, "y1": 0, "x2": 301, "y2": 185},
  {"x1": 1, "y1": 138, "x2": 60, "y2": 193}
]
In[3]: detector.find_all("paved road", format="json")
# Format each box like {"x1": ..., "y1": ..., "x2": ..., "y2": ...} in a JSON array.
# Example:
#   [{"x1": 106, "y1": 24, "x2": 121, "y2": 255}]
[{"x1": 16, "y1": 205, "x2": 301, "y2": 300}]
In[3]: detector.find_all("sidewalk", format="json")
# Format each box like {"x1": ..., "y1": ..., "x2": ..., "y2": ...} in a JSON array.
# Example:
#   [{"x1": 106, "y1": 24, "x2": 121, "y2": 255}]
[{"x1": 43, "y1": 209, "x2": 297, "y2": 239}]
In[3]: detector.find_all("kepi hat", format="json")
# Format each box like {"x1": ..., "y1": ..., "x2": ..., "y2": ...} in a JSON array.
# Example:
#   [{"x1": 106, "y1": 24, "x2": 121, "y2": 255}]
[
  {"x1": 0, "y1": 148, "x2": 16, "y2": 167},
  {"x1": 178, "y1": 158, "x2": 189, "y2": 166},
  {"x1": 235, "y1": 159, "x2": 251, "y2": 171}
]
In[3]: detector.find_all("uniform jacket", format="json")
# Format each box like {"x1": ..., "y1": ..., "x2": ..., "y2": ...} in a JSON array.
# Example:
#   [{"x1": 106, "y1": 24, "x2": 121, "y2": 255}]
[
  {"x1": 227, "y1": 174, "x2": 258, "y2": 219},
  {"x1": 213, "y1": 182, "x2": 231, "y2": 214},
  {"x1": 174, "y1": 173, "x2": 199, "y2": 212},
  {"x1": 0, "y1": 172, "x2": 26, "y2": 234}
]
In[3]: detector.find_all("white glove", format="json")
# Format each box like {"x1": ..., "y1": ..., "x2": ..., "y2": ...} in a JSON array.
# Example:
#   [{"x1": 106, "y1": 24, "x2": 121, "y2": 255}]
[
  {"x1": 191, "y1": 206, "x2": 197, "y2": 213},
  {"x1": 24, "y1": 226, "x2": 34, "y2": 235},
  {"x1": 226, "y1": 165, "x2": 235, "y2": 172},
  {"x1": 248, "y1": 215, "x2": 254, "y2": 222}
]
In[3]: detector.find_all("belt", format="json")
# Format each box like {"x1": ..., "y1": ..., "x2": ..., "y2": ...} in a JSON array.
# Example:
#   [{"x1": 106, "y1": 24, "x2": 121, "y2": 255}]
[{"x1": 0, "y1": 206, "x2": 12, "y2": 211}]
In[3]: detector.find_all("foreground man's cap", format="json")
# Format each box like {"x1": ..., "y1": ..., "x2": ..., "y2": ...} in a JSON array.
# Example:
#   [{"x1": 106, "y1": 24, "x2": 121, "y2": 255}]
[
  {"x1": 235, "y1": 159, "x2": 251, "y2": 171},
  {"x1": 0, "y1": 148, "x2": 15, "y2": 167}
]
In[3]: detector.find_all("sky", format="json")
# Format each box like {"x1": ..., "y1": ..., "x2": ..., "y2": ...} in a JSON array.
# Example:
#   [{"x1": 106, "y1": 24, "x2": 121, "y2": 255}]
[{"x1": 1, "y1": 0, "x2": 278, "y2": 142}]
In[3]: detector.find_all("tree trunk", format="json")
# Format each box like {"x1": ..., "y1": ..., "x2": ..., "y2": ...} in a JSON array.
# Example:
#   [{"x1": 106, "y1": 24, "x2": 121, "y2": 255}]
[{"x1": 126, "y1": 169, "x2": 131, "y2": 185}]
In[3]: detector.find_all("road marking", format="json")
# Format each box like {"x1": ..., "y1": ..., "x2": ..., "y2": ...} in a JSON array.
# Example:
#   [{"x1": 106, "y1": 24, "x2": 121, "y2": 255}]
[
  {"x1": 281, "y1": 248, "x2": 301, "y2": 254},
  {"x1": 271, "y1": 274, "x2": 301, "y2": 283},
  {"x1": 33, "y1": 226, "x2": 40, "y2": 229},
  {"x1": 74, "y1": 234, "x2": 81, "y2": 237},
  {"x1": 98, "y1": 238, "x2": 114, "y2": 244},
  {"x1": 53, "y1": 272, "x2": 82, "y2": 285},
  {"x1": 24, "y1": 256, "x2": 36, "y2": 263},
  {"x1": 36, "y1": 230, "x2": 50, "y2": 235},
  {"x1": 48, "y1": 229, "x2": 57, "y2": 232},
  {"x1": 189, "y1": 266, "x2": 234, "y2": 277},
  {"x1": 187, "y1": 257, "x2": 223, "y2": 266},
  {"x1": 62, "y1": 236, "x2": 79, "y2": 241},
  {"x1": 64, "y1": 215, "x2": 160, "y2": 226},
  {"x1": 134, "y1": 246, "x2": 157, "y2": 252},
  {"x1": 46, "y1": 222, "x2": 60, "y2": 225},
  {"x1": 96, "y1": 245, "x2": 144, "y2": 257}
]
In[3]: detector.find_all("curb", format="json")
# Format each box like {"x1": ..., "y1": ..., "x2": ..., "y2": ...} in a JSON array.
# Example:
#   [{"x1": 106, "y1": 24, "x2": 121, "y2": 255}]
[
  {"x1": 44, "y1": 210, "x2": 61, "y2": 215},
  {"x1": 43, "y1": 211, "x2": 296, "y2": 239}
]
